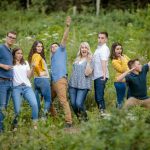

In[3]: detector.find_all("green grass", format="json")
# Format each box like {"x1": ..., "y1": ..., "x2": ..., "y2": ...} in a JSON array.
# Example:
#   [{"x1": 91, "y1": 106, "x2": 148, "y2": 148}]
[{"x1": 0, "y1": 8, "x2": 150, "y2": 150}]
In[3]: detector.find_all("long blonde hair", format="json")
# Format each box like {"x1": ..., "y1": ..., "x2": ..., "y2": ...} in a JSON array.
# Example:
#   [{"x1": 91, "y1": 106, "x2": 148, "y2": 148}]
[{"x1": 74, "y1": 42, "x2": 92, "y2": 63}]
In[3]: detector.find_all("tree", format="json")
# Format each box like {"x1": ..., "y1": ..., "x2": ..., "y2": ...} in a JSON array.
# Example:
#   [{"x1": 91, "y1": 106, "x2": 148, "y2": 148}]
[{"x1": 96, "y1": 0, "x2": 101, "y2": 16}]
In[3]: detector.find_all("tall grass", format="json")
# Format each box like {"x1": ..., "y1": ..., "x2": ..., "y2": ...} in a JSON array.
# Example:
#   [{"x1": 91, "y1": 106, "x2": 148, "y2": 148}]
[{"x1": 0, "y1": 8, "x2": 150, "y2": 149}]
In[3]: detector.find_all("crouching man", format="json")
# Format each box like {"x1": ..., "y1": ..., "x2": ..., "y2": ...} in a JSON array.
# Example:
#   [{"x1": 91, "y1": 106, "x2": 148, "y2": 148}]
[{"x1": 117, "y1": 59, "x2": 150, "y2": 109}]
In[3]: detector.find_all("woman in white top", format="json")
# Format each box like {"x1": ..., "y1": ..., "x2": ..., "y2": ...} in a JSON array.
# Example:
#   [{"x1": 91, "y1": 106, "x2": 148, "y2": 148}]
[{"x1": 12, "y1": 48, "x2": 38, "y2": 129}]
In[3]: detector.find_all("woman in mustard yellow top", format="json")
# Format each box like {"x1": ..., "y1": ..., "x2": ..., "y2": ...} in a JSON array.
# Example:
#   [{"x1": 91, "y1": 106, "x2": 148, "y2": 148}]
[
  {"x1": 28, "y1": 41, "x2": 51, "y2": 119},
  {"x1": 110, "y1": 42, "x2": 130, "y2": 109}
]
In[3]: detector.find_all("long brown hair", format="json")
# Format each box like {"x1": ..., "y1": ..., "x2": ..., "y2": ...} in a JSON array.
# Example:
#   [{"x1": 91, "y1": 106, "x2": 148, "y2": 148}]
[
  {"x1": 110, "y1": 42, "x2": 123, "y2": 60},
  {"x1": 28, "y1": 41, "x2": 46, "y2": 64},
  {"x1": 12, "y1": 48, "x2": 26, "y2": 65}
]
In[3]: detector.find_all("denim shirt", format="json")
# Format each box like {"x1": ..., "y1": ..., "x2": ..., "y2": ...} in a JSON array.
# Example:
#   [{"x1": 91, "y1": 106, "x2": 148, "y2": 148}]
[
  {"x1": 69, "y1": 60, "x2": 93, "y2": 90},
  {"x1": 51, "y1": 45, "x2": 67, "y2": 82},
  {"x1": 0, "y1": 44, "x2": 13, "y2": 78}
]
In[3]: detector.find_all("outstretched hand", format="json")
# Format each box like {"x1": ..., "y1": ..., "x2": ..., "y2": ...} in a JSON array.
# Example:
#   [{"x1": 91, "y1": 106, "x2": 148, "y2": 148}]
[
  {"x1": 61, "y1": 16, "x2": 71, "y2": 46},
  {"x1": 66, "y1": 16, "x2": 71, "y2": 27}
]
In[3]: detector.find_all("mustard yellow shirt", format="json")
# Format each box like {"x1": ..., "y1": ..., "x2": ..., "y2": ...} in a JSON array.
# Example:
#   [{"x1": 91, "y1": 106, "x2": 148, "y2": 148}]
[
  {"x1": 32, "y1": 53, "x2": 49, "y2": 78},
  {"x1": 112, "y1": 55, "x2": 130, "y2": 82}
]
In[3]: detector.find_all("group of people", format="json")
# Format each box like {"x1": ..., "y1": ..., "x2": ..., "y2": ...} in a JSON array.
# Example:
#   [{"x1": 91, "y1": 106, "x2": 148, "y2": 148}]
[{"x1": 0, "y1": 16, "x2": 150, "y2": 132}]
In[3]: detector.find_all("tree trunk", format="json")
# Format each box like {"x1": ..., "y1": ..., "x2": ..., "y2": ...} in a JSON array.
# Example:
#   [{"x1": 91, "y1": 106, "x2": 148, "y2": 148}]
[
  {"x1": 27, "y1": 0, "x2": 30, "y2": 10},
  {"x1": 96, "y1": 0, "x2": 101, "y2": 16},
  {"x1": 73, "y1": 6, "x2": 77, "y2": 16}
]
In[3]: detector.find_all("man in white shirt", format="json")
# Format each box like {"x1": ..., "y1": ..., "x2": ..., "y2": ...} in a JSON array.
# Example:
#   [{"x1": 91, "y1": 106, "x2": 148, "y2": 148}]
[{"x1": 93, "y1": 32, "x2": 110, "y2": 115}]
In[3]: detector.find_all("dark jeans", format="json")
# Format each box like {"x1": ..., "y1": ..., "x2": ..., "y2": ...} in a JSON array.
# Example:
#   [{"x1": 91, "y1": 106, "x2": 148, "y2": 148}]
[
  {"x1": 127, "y1": 86, "x2": 131, "y2": 99},
  {"x1": 114, "y1": 82, "x2": 126, "y2": 108},
  {"x1": 34, "y1": 78, "x2": 51, "y2": 114},
  {"x1": 69, "y1": 86, "x2": 88, "y2": 117},
  {"x1": 94, "y1": 77, "x2": 108, "y2": 110},
  {"x1": 0, "y1": 80, "x2": 12, "y2": 131}
]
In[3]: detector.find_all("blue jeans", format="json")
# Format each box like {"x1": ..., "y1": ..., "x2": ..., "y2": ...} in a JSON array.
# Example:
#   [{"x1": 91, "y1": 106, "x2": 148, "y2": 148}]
[
  {"x1": 0, "y1": 80, "x2": 12, "y2": 131},
  {"x1": 114, "y1": 82, "x2": 126, "y2": 108},
  {"x1": 94, "y1": 77, "x2": 108, "y2": 110},
  {"x1": 34, "y1": 78, "x2": 51, "y2": 113},
  {"x1": 12, "y1": 85, "x2": 38, "y2": 121},
  {"x1": 69, "y1": 86, "x2": 88, "y2": 117}
]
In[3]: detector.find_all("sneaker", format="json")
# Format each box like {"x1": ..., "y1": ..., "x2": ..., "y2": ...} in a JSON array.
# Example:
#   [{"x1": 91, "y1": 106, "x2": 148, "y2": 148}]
[
  {"x1": 116, "y1": 103, "x2": 123, "y2": 109},
  {"x1": 41, "y1": 111, "x2": 48, "y2": 120},
  {"x1": 13, "y1": 127, "x2": 17, "y2": 132},
  {"x1": 33, "y1": 125, "x2": 38, "y2": 130},
  {"x1": 77, "y1": 116, "x2": 82, "y2": 123},
  {"x1": 81, "y1": 111, "x2": 89, "y2": 122},
  {"x1": 100, "y1": 109, "x2": 111, "y2": 118},
  {"x1": 77, "y1": 111, "x2": 89, "y2": 123},
  {"x1": 12, "y1": 118, "x2": 18, "y2": 131},
  {"x1": 33, "y1": 120, "x2": 38, "y2": 130},
  {"x1": 100, "y1": 109, "x2": 105, "y2": 115},
  {"x1": 41, "y1": 116, "x2": 47, "y2": 121}
]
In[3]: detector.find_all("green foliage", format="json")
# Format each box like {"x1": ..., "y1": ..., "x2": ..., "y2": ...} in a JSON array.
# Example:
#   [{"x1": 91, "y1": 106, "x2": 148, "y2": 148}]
[
  {"x1": 0, "y1": 0, "x2": 149, "y2": 13},
  {"x1": 0, "y1": 8, "x2": 150, "y2": 149},
  {"x1": 52, "y1": 108, "x2": 150, "y2": 150},
  {"x1": 1, "y1": 108, "x2": 150, "y2": 150}
]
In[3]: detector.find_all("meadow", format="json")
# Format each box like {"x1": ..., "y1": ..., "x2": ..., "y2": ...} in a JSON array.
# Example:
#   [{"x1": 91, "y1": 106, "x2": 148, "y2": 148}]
[{"x1": 0, "y1": 7, "x2": 150, "y2": 150}]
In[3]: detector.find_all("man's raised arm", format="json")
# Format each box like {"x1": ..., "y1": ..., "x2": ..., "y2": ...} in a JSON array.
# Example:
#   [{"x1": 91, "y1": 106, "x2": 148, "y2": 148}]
[{"x1": 61, "y1": 16, "x2": 71, "y2": 47}]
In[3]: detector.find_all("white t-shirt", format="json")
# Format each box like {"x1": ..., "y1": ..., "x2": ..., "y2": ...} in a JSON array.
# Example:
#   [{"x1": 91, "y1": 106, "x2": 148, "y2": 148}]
[
  {"x1": 13, "y1": 61, "x2": 32, "y2": 87},
  {"x1": 93, "y1": 43, "x2": 110, "y2": 80}
]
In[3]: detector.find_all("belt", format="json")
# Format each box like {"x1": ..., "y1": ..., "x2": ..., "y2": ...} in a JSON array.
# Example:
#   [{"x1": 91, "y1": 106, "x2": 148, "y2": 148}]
[{"x1": 0, "y1": 77, "x2": 12, "y2": 81}]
